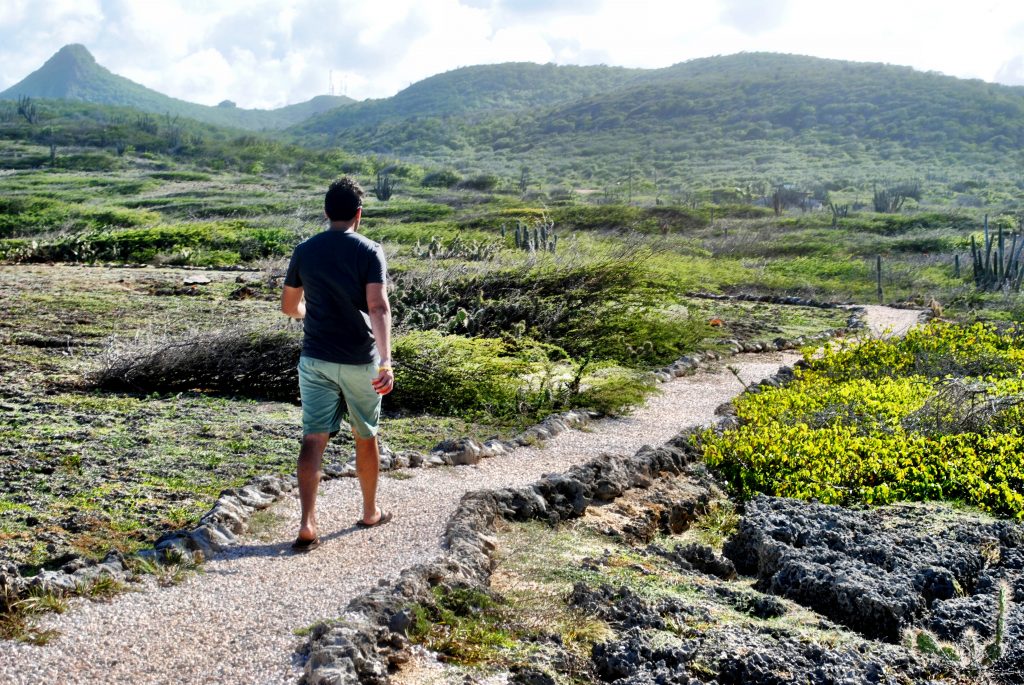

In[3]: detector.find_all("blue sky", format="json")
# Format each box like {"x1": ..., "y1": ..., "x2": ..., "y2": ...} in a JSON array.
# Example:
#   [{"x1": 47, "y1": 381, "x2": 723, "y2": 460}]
[{"x1": 1, "y1": 0, "x2": 1022, "y2": 109}]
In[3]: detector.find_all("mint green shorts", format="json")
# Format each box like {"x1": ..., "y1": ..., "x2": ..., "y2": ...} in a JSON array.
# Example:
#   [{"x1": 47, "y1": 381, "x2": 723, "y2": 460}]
[{"x1": 297, "y1": 356, "x2": 381, "y2": 439}]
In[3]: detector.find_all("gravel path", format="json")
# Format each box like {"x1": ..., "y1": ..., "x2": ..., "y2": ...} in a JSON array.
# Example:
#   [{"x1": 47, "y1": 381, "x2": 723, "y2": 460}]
[
  {"x1": 856, "y1": 305, "x2": 922, "y2": 339},
  {"x1": 0, "y1": 307, "x2": 918, "y2": 685}
]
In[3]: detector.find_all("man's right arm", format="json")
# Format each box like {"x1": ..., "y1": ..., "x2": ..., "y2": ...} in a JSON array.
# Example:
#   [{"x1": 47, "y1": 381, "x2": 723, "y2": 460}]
[
  {"x1": 366, "y1": 283, "x2": 393, "y2": 395},
  {"x1": 281, "y1": 285, "x2": 305, "y2": 319}
]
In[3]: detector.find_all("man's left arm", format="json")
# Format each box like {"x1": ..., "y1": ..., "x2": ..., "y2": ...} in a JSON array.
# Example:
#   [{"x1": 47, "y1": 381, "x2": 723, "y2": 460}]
[{"x1": 367, "y1": 283, "x2": 393, "y2": 395}]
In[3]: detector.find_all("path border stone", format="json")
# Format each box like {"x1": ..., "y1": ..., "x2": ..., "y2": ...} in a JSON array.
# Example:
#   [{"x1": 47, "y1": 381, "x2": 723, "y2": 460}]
[{"x1": 298, "y1": 426, "x2": 711, "y2": 684}]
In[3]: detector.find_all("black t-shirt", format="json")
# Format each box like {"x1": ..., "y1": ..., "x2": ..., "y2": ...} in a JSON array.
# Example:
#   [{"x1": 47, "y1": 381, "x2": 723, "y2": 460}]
[{"x1": 284, "y1": 230, "x2": 387, "y2": 364}]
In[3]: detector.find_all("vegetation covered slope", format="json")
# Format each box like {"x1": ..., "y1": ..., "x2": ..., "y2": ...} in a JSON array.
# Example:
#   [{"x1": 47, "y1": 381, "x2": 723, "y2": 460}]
[
  {"x1": 0, "y1": 44, "x2": 353, "y2": 130},
  {"x1": 294, "y1": 62, "x2": 648, "y2": 141},
  {"x1": 290, "y1": 53, "x2": 1024, "y2": 189}
]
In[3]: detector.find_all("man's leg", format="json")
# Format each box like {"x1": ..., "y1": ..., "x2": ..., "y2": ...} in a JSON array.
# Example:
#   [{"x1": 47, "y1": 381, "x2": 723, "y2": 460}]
[
  {"x1": 297, "y1": 432, "x2": 329, "y2": 541},
  {"x1": 354, "y1": 434, "x2": 382, "y2": 525}
]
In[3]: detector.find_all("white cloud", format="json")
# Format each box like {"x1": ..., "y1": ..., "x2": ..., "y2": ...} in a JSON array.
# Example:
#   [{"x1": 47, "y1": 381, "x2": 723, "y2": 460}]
[
  {"x1": 996, "y1": 55, "x2": 1024, "y2": 86},
  {"x1": 719, "y1": 0, "x2": 791, "y2": 35},
  {"x1": 1, "y1": 0, "x2": 1023, "y2": 109},
  {"x1": 0, "y1": 0, "x2": 29, "y2": 27}
]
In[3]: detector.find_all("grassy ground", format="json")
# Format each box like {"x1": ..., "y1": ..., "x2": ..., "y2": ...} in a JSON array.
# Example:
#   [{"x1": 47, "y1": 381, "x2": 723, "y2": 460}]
[
  {"x1": 0, "y1": 264, "x2": 519, "y2": 571},
  {"x1": 0, "y1": 160, "x2": 990, "y2": 579},
  {"x1": 682, "y1": 297, "x2": 850, "y2": 345}
]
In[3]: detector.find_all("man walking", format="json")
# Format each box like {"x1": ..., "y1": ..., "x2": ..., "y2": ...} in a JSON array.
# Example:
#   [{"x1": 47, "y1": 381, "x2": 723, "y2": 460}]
[{"x1": 281, "y1": 176, "x2": 394, "y2": 552}]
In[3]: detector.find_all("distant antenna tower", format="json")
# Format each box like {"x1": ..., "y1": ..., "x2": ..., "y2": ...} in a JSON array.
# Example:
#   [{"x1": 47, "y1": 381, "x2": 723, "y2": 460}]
[{"x1": 329, "y1": 70, "x2": 335, "y2": 96}]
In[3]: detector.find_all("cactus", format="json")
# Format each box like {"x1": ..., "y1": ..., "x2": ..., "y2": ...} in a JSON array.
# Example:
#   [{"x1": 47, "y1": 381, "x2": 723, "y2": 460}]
[
  {"x1": 972, "y1": 215, "x2": 1024, "y2": 291},
  {"x1": 910, "y1": 581, "x2": 1012, "y2": 676},
  {"x1": 985, "y1": 581, "x2": 1009, "y2": 664},
  {"x1": 16, "y1": 95, "x2": 37, "y2": 124},
  {"x1": 876, "y1": 255, "x2": 883, "y2": 303},
  {"x1": 373, "y1": 172, "x2": 396, "y2": 201},
  {"x1": 414, "y1": 235, "x2": 500, "y2": 261},
  {"x1": 1009, "y1": 233, "x2": 1019, "y2": 282},
  {"x1": 828, "y1": 201, "x2": 849, "y2": 228}
]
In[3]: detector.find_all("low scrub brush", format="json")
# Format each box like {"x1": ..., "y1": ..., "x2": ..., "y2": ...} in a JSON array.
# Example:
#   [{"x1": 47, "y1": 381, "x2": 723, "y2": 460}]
[{"x1": 93, "y1": 325, "x2": 302, "y2": 400}]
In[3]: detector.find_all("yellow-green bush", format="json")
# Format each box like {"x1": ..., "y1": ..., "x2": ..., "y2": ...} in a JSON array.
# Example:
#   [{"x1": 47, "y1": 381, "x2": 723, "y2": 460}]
[{"x1": 698, "y1": 322, "x2": 1024, "y2": 518}]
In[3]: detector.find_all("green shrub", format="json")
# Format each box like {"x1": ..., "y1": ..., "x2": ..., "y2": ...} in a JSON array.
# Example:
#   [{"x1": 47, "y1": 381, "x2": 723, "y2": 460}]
[
  {"x1": 102, "y1": 180, "x2": 158, "y2": 196},
  {"x1": 543, "y1": 204, "x2": 711, "y2": 234},
  {"x1": 54, "y1": 153, "x2": 121, "y2": 171},
  {"x1": 551, "y1": 205, "x2": 652, "y2": 232},
  {"x1": 0, "y1": 197, "x2": 158, "y2": 237},
  {"x1": 572, "y1": 364, "x2": 655, "y2": 415},
  {"x1": 457, "y1": 174, "x2": 500, "y2": 192},
  {"x1": 565, "y1": 304, "x2": 712, "y2": 367},
  {"x1": 149, "y1": 171, "x2": 212, "y2": 182},
  {"x1": 7, "y1": 221, "x2": 293, "y2": 265},
  {"x1": 421, "y1": 169, "x2": 461, "y2": 188},
  {"x1": 809, "y1": 322, "x2": 1024, "y2": 382},
  {"x1": 389, "y1": 331, "x2": 559, "y2": 419},
  {"x1": 839, "y1": 212, "x2": 977, "y2": 235},
  {"x1": 391, "y1": 255, "x2": 713, "y2": 367},
  {"x1": 408, "y1": 585, "x2": 516, "y2": 665},
  {"x1": 0, "y1": 197, "x2": 70, "y2": 236}
]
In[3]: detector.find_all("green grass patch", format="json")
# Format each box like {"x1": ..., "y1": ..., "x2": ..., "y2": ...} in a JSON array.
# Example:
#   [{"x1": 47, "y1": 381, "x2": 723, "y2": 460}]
[
  {"x1": 148, "y1": 171, "x2": 213, "y2": 182},
  {"x1": 408, "y1": 585, "x2": 519, "y2": 665},
  {"x1": 4, "y1": 221, "x2": 294, "y2": 265},
  {"x1": 0, "y1": 196, "x2": 159, "y2": 237},
  {"x1": 383, "y1": 415, "x2": 518, "y2": 452},
  {"x1": 361, "y1": 200, "x2": 454, "y2": 222}
]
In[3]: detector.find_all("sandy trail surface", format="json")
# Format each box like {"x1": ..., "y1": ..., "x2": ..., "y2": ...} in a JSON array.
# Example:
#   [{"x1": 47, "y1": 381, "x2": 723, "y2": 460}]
[
  {"x1": 856, "y1": 305, "x2": 922, "y2": 339},
  {"x1": 0, "y1": 307, "x2": 918, "y2": 685}
]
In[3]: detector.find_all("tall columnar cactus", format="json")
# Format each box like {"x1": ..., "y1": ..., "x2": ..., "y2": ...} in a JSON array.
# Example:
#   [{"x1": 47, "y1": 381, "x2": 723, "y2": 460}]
[
  {"x1": 876, "y1": 255, "x2": 883, "y2": 303},
  {"x1": 373, "y1": 172, "x2": 396, "y2": 201},
  {"x1": 971, "y1": 214, "x2": 1024, "y2": 291}
]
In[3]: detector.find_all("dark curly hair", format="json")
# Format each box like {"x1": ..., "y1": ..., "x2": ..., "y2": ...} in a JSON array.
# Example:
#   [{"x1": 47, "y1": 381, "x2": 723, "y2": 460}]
[{"x1": 324, "y1": 176, "x2": 364, "y2": 221}]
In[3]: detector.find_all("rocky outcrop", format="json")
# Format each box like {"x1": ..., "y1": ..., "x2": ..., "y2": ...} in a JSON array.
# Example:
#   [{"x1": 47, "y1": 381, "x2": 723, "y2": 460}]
[
  {"x1": 588, "y1": 623, "x2": 937, "y2": 685},
  {"x1": 725, "y1": 496, "x2": 1024, "y2": 652}
]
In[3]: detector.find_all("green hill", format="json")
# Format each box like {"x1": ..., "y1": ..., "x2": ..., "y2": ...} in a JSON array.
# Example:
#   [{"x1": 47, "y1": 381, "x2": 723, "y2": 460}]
[
  {"x1": 298, "y1": 62, "x2": 647, "y2": 133},
  {"x1": 290, "y1": 53, "x2": 1024, "y2": 190},
  {"x1": 0, "y1": 44, "x2": 353, "y2": 130}
]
